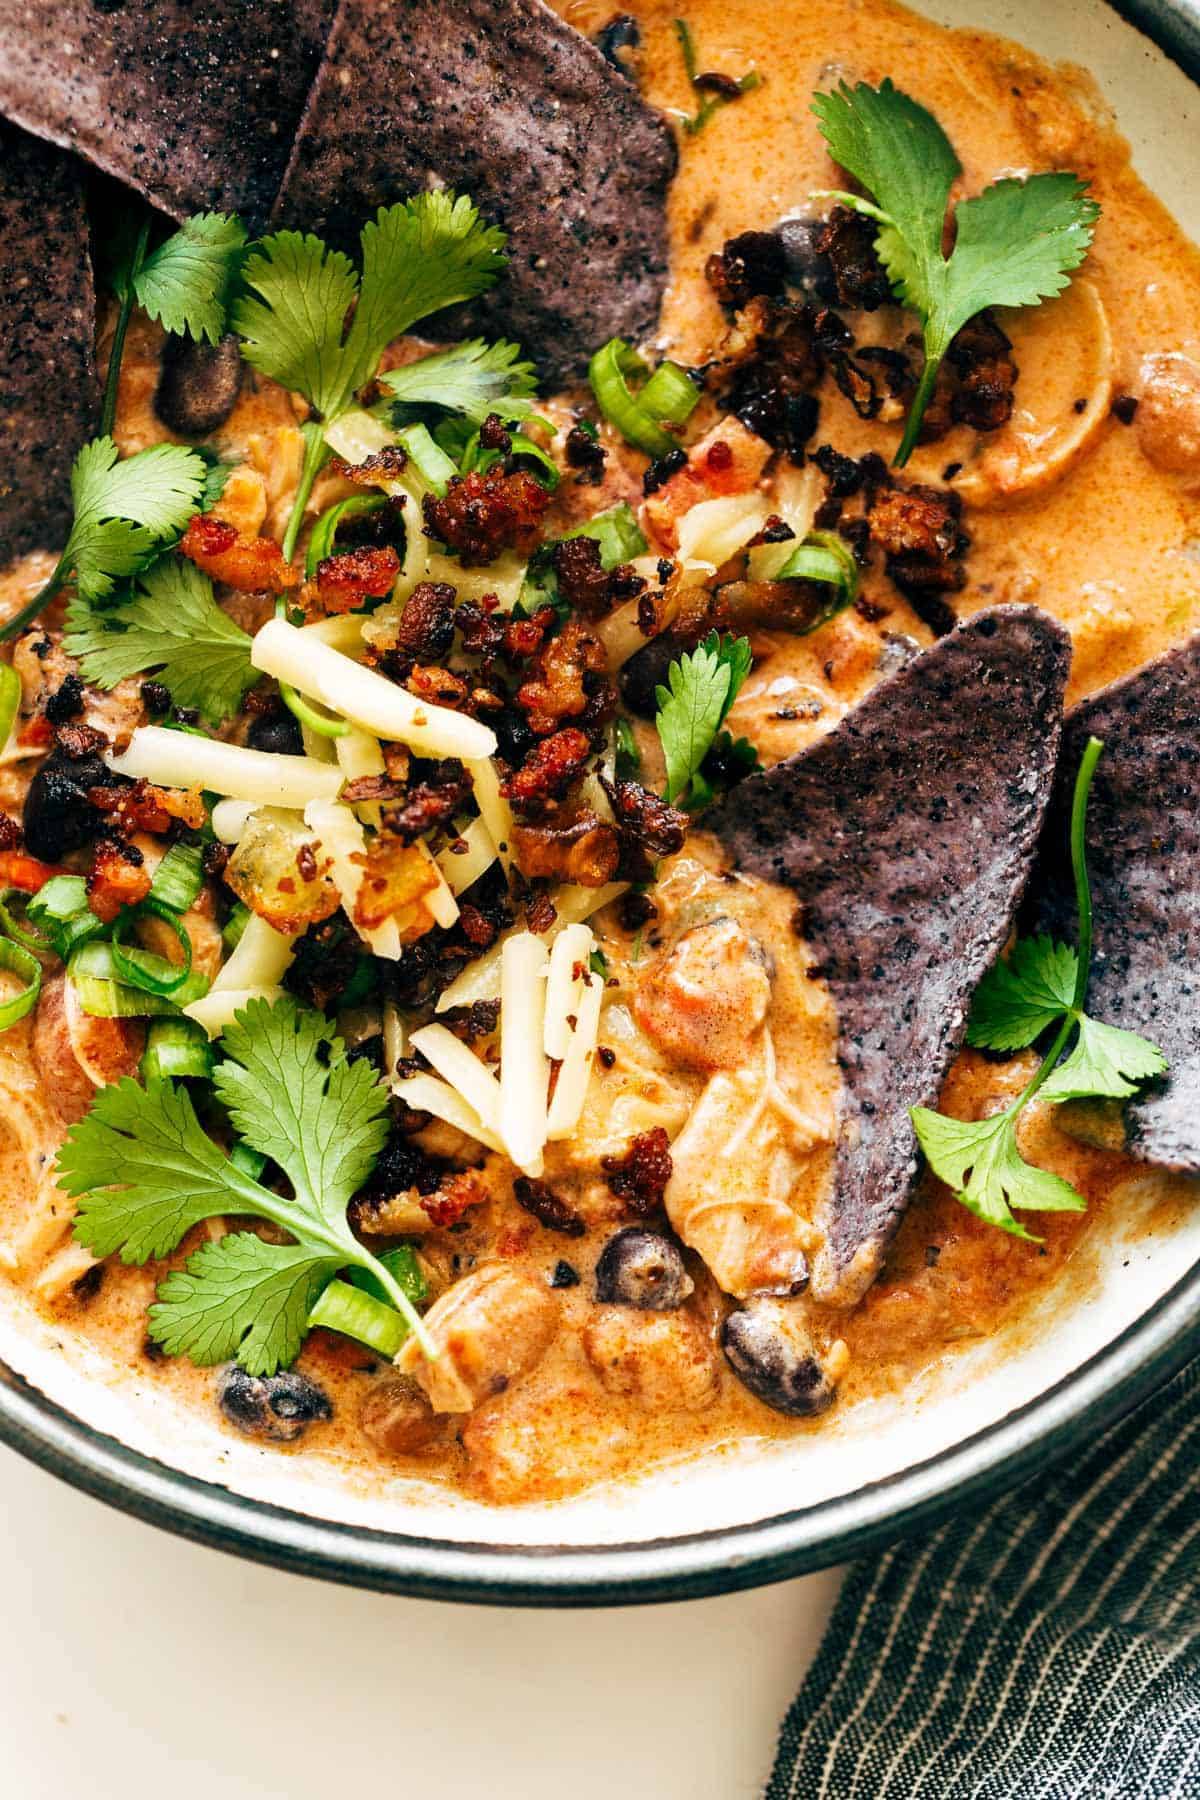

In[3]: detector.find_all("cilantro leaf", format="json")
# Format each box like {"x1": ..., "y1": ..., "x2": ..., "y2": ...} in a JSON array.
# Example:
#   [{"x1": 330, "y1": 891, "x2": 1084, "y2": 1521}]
[
  {"x1": 1039, "y1": 1014, "x2": 1168, "y2": 1104},
  {"x1": 58, "y1": 996, "x2": 428, "y2": 1373},
  {"x1": 65, "y1": 555, "x2": 255, "y2": 727},
  {"x1": 655, "y1": 631, "x2": 753, "y2": 803},
  {"x1": 967, "y1": 934, "x2": 1078, "y2": 1051},
  {"x1": 66, "y1": 437, "x2": 209, "y2": 600},
  {"x1": 912, "y1": 1106, "x2": 1086, "y2": 1240},
  {"x1": 812, "y1": 80, "x2": 1099, "y2": 463},
  {"x1": 232, "y1": 193, "x2": 507, "y2": 558},
  {"x1": 150, "y1": 1236, "x2": 340, "y2": 1376},
  {"x1": 380, "y1": 337, "x2": 538, "y2": 423},
  {"x1": 133, "y1": 212, "x2": 248, "y2": 345}
]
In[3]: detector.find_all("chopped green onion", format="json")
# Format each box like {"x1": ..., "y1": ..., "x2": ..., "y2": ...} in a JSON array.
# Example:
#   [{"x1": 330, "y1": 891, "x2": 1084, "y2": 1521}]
[
  {"x1": 588, "y1": 338, "x2": 680, "y2": 458},
  {"x1": 0, "y1": 888, "x2": 53, "y2": 957},
  {"x1": 395, "y1": 422, "x2": 459, "y2": 498},
  {"x1": 637, "y1": 360, "x2": 701, "y2": 430},
  {"x1": 308, "y1": 1276, "x2": 409, "y2": 1358},
  {"x1": 774, "y1": 529, "x2": 860, "y2": 632},
  {"x1": 564, "y1": 502, "x2": 649, "y2": 569},
  {"x1": 222, "y1": 902, "x2": 250, "y2": 952},
  {"x1": 279, "y1": 680, "x2": 350, "y2": 739},
  {"x1": 69, "y1": 941, "x2": 210, "y2": 1016},
  {"x1": 0, "y1": 663, "x2": 20, "y2": 749},
  {"x1": 27, "y1": 876, "x2": 105, "y2": 961},
  {"x1": 615, "y1": 716, "x2": 642, "y2": 780},
  {"x1": 148, "y1": 842, "x2": 204, "y2": 914},
  {"x1": 141, "y1": 1017, "x2": 215, "y2": 1082},
  {"x1": 0, "y1": 933, "x2": 42, "y2": 1031},
  {"x1": 229, "y1": 1139, "x2": 268, "y2": 1182},
  {"x1": 350, "y1": 1243, "x2": 428, "y2": 1310},
  {"x1": 112, "y1": 905, "x2": 194, "y2": 997},
  {"x1": 672, "y1": 20, "x2": 761, "y2": 135},
  {"x1": 499, "y1": 429, "x2": 561, "y2": 488},
  {"x1": 305, "y1": 494, "x2": 389, "y2": 578}
]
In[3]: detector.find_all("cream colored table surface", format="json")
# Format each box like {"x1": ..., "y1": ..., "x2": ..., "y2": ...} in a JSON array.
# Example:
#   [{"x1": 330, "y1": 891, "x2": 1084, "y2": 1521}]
[{"x1": 0, "y1": 1445, "x2": 842, "y2": 1800}]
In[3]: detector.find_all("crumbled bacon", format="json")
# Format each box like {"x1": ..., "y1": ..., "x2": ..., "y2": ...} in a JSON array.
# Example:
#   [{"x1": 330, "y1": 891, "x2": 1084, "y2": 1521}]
[
  {"x1": 552, "y1": 537, "x2": 645, "y2": 619},
  {"x1": 441, "y1": 998, "x2": 501, "y2": 1042},
  {"x1": 54, "y1": 721, "x2": 107, "y2": 760},
  {"x1": 516, "y1": 620, "x2": 608, "y2": 737},
  {"x1": 478, "y1": 413, "x2": 511, "y2": 451},
  {"x1": 384, "y1": 759, "x2": 470, "y2": 845},
  {"x1": 87, "y1": 839, "x2": 152, "y2": 923},
  {"x1": 601, "y1": 1128, "x2": 673, "y2": 1215},
  {"x1": 421, "y1": 1172, "x2": 487, "y2": 1229},
  {"x1": 815, "y1": 206, "x2": 893, "y2": 311},
  {"x1": 312, "y1": 545, "x2": 400, "y2": 614},
  {"x1": 44, "y1": 674, "x2": 84, "y2": 724},
  {"x1": 606, "y1": 779, "x2": 688, "y2": 877},
  {"x1": 868, "y1": 482, "x2": 969, "y2": 634},
  {"x1": 458, "y1": 903, "x2": 498, "y2": 948},
  {"x1": 500, "y1": 727, "x2": 591, "y2": 812},
  {"x1": 407, "y1": 664, "x2": 470, "y2": 709},
  {"x1": 564, "y1": 424, "x2": 607, "y2": 484},
  {"x1": 944, "y1": 310, "x2": 1018, "y2": 433},
  {"x1": 180, "y1": 514, "x2": 299, "y2": 593},
  {"x1": 510, "y1": 815, "x2": 621, "y2": 887},
  {"x1": 87, "y1": 778, "x2": 206, "y2": 835},
  {"x1": 513, "y1": 1176, "x2": 586, "y2": 1237},
  {"x1": 525, "y1": 888, "x2": 558, "y2": 935},
  {"x1": 0, "y1": 813, "x2": 22, "y2": 852},
  {"x1": 705, "y1": 230, "x2": 788, "y2": 311},
  {"x1": 378, "y1": 581, "x2": 457, "y2": 672},
  {"x1": 331, "y1": 445, "x2": 409, "y2": 486},
  {"x1": 422, "y1": 468, "x2": 551, "y2": 567}
]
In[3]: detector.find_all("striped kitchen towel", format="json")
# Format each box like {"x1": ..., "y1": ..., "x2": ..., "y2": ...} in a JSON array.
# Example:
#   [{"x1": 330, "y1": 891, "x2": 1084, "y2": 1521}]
[{"x1": 768, "y1": 1358, "x2": 1200, "y2": 1799}]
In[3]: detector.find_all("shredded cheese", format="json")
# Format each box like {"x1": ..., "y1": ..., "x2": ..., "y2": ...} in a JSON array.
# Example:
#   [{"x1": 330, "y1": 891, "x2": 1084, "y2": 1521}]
[
  {"x1": 498, "y1": 931, "x2": 550, "y2": 1177},
  {"x1": 595, "y1": 586, "x2": 683, "y2": 671},
  {"x1": 210, "y1": 798, "x2": 256, "y2": 844},
  {"x1": 211, "y1": 913, "x2": 295, "y2": 994},
  {"x1": 390, "y1": 1070, "x2": 505, "y2": 1155},
  {"x1": 546, "y1": 966, "x2": 605, "y2": 1141},
  {"x1": 675, "y1": 493, "x2": 771, "y2": 576},
  {"x1": 184, "y1": 985, "x2": 286, "y2": 1039},
  {"x1": 414, "y1": 839, "x2": 460, "y2": 929},
  {"x1": 543, "y1": 923, "x2": 594, "y2": 1060},
  {"x1": 409, "y1": 1023, "x2": 502, "y2": 1135},
  {"x1": 465, "y1": 756, "x2": 515, "y2": 872},
  {"x1": 252, "y1": 619, "x2": 497, "y2": 761},
  {"x1": 304, "y1": 797, "x2": 401, "y2": 960},
  {"x1": 108, "y1": 727, "x2": 343, "y2": 807},
  {"x1": 434, "y1": 815, "x2": 498, "y2": 895},
  {"x1": 436, "y1": 881, "x2": 627, "y2": 1013}
]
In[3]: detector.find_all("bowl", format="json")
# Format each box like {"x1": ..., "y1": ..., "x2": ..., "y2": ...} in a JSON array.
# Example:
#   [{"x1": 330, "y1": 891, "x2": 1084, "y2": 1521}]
[{"x1": 1, "y1": 0, "x2": 1198, "y2": 1605}]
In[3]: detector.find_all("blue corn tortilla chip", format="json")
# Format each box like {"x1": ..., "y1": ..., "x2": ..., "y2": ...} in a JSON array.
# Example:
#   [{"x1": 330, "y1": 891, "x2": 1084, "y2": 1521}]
[
  {"x1": 706, "y1": 606, "x2": 1071, "y2": 1307},
  {"x1": 273, "y1": 0, "x2": 676, "y2": 382},
  {"x1": 0, "y1": 1, "x2": 337, "y2": 232},
  {"x1": 1025, "y1": 635, "x2": 1200, "y2": 1171},
  {"x1": 0, "y1": 121, "x2": 100, "y2": 565}
]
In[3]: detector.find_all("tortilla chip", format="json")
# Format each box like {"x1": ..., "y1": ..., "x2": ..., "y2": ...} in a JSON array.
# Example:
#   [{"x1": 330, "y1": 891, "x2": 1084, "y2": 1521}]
[
  {"x1": 273, "y1": 0, "x2": 676, "y2": 382},
  {"x1": 0, "y1": 121, "x2": 100, "y2": 565},
  {"x1": 1025, "y1": 636, "x2": 1200, "y2": 1172},
  {"x1": 0, "y1": 1, "x2": 337, "y2": 231},
  {"x1": 706, "y1": 606, "x2": 1071, "y2": 1307}
]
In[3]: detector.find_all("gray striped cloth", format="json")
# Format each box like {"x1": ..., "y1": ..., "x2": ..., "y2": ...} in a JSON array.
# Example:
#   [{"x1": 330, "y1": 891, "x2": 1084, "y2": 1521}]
[{"x1": 768, "y1": 1360, "x2": 1200, "y2": 1799}]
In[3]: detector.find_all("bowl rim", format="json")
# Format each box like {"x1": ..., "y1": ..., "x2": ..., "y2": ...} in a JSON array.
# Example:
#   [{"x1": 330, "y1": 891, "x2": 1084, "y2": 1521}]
[
  {"x1": 1, "y1": 0, "x2": 1199, "y2": 1608},
  {"x1": 1, "y1": 1253, "x2": 1197, "y2": 1605}
]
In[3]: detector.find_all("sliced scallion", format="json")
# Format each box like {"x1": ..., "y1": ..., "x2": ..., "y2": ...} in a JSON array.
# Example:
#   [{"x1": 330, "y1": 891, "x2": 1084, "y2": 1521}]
[
  {"x1": 0, "y1": 934, "x2": 42, "y2": 1031},
  {"x1": 349, "y1": 1243, "x2": 428, "y2": 1310},
  {"x1": 0, "y1": 664, "x2": 21, "y2": 750},
  {"x1": 637, "y1": 359, "x2": 701, "y2": 429},
  {"x1": 563, "y1": 502, "x2": 649, "y2": 570},
  {"x1": 279, "y1": 680, "x2": 350, "y2": 739},
  {"x1": 148, "y1": 842, "x2": 205, "y2": 914},
  {"x1": 305, "y1": 494, "x2": 389, "y2": 578},
  {"x1": 27, "y1": 875, "x2": 105, "y2": 961},
  {"x1": 0, "y1": 888, "x2": 54, "y2": 957},
  {"x1": 141, "y1": 1016, "x2": 215, "y2": 1082},
  {"x1": 308, "y1": 1276, "x2": 409, "y2": 1358},
  {"x1": 112, "y1": 905, "x2": 194, "y2": 997},
  {"x1": 588, "y1": 338, "x2": 699, "y2": 458},
  {"x1": 222, "y1": 902, "x2": 250, "y2": 952},
  {"x1": 395, "y1": 422, "x2": 459, "y2": 498},
  {"x1": 774, "y1": 529, "x2": 861, "y2": 632}
]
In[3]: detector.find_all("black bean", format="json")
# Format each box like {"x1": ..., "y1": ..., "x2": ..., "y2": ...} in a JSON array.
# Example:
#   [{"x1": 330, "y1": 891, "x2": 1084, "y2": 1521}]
[
  {"x1": 594, "y1": 1228, "x2": 693, "y2": 1310},
  {"x1": 154, "y1": 333, "x2": 244, "y2": 437},
  {"x1": 22, "y1": 749, "x2": 109, "y2": 860},
  {"x1": 217, "y1": 1366, "x2": 333, "y2": 1443},
  {"x1": 721, "y1": 1296, "x2": 837, "y2": 1417},
  {"x1": 247, "y1": 710, "x2": 304, "y2": 756}
]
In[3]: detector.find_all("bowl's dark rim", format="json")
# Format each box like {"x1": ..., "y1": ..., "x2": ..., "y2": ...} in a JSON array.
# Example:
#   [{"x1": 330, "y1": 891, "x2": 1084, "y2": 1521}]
[{"x1": 1, "y1": 0, "x2": 1199, "y2": 1609}]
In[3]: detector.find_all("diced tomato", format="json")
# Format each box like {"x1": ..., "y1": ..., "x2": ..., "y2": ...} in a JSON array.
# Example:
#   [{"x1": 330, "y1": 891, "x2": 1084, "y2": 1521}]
[
  {"x1": 0, "y1": 850, "x2": 65, "y2": 893},
  {"x1": 641, "y1": 417, "x2": 773, "y2": 550}
]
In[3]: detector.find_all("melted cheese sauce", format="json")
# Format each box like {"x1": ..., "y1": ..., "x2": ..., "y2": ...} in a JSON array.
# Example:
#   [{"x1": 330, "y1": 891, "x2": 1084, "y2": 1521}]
[{"x1": 1, "y1": 0, "x2": 1199, "y2": 1505}]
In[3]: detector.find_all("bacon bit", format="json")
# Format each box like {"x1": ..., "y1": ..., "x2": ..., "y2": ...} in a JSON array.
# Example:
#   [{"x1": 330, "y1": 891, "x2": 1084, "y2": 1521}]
[
  {"x1": 459, "y1": 902, "x2": 498, "y2": 948},
  {"x1": 564, "y1": 424, "x2": 607, "y2": 484},
  {"x1": 601, "y1": 1127, "x2": 673, "y2": 1215},
  {"x1": 510, "y1": 816, "x2": 620, "y2": 887},
  {"x1": 87, "y1": 779, "x2": 206, "y2": 835},
  {"x1": 0, "y1": 813, "x2": 21, "y2": 852},
  {"x1": 331, "y1": 446, "x2": 409, "y2": 486},
  {"x1": 552, "y1": 537, "x2": 645, "y2": 619},
  {"x1": 407, "y1": 664, "x2": 470, "y2": 709},
  {"x1": 385, "y1": 759, "x2": 470, "y2": 845},
  {"x1": 0, "y1": 850, "x2": 64, "y2": 892},
  {"x1": 525, "y1": 889, "x2": 558, "y2": 935},
  {"x1": 606, "y1": 779, "x2": 688, "y2": 876},
  {"x1": 441, "y1": 998, "x2": 501, "y2": 1042},
  {"x1": 180, "y1": 514, "x2": 300, "y2": 593},
  {"x1": 87, "y1": 841, "x2": 152, "y2": 923},
  {"x1": 516, "y1": 620, "x2": 608, "y2": 738},
  {"x1": 16, "y1": 715, "x2": 53, "y2": 751},
  {"x1": 312, "y1": 545, "x2": 400, "y2": 615},
  {"x1": 422, "y1": 468, "x2": 551, "y2": 567},
  {"x1": 500, "y1": 727, "x2": 591, "y2": 812},
  {"x1": 815, "y1": 206, "x2": 892, "y2": 311},
  {"x1": 513, "y1": 1175, "x2": 586, "y2": 1237},
  {"x1": 54, "y1": 721, "x2": 107, "y2": 760},
  {"x1": 422, "y1": 1171, "x2": 486, "y2": 1229},
  {"x1": 641, "y1": 417, "x2": 772, "y2": 549},
  {"x1": 339, "y1": 773, "x2": 404, "y2": 806},
  {"x1": 354, "y1": 836, "x2": 440, "y2": 936},
  {"x1": 705, "y1": 230, "x2": 788, "y2": 311},
  {"x1": 375, "y1": 581, "x2": 457, "y2": 671}
]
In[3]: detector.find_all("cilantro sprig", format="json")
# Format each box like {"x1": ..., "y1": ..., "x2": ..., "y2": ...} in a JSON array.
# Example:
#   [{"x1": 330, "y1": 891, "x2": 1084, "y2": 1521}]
[
  {"x1": 812, "y1": 79, "x2": 1099, "y2": 463},
  {"x1": 232, "y1": 193, "x2": 508, "y2": 560},
  {"x1": 0, "y1": 437, "x2": 209, "y2": 643},
  {"x1": 64, "y1": 554, "x2": 255, "y2": 727},
  {"x1": 57, "y1": 996, "x2": 433, "y2": 1375},
  {"x1": 379, "y1": 337, "x2": 537, "y2": 425},
  {"x1": 655, "y1": 631, "x2": 753, "y2": 804},
  {"x1": 912, "y1": 738, "x2": 1167, "y2": 1239}
]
